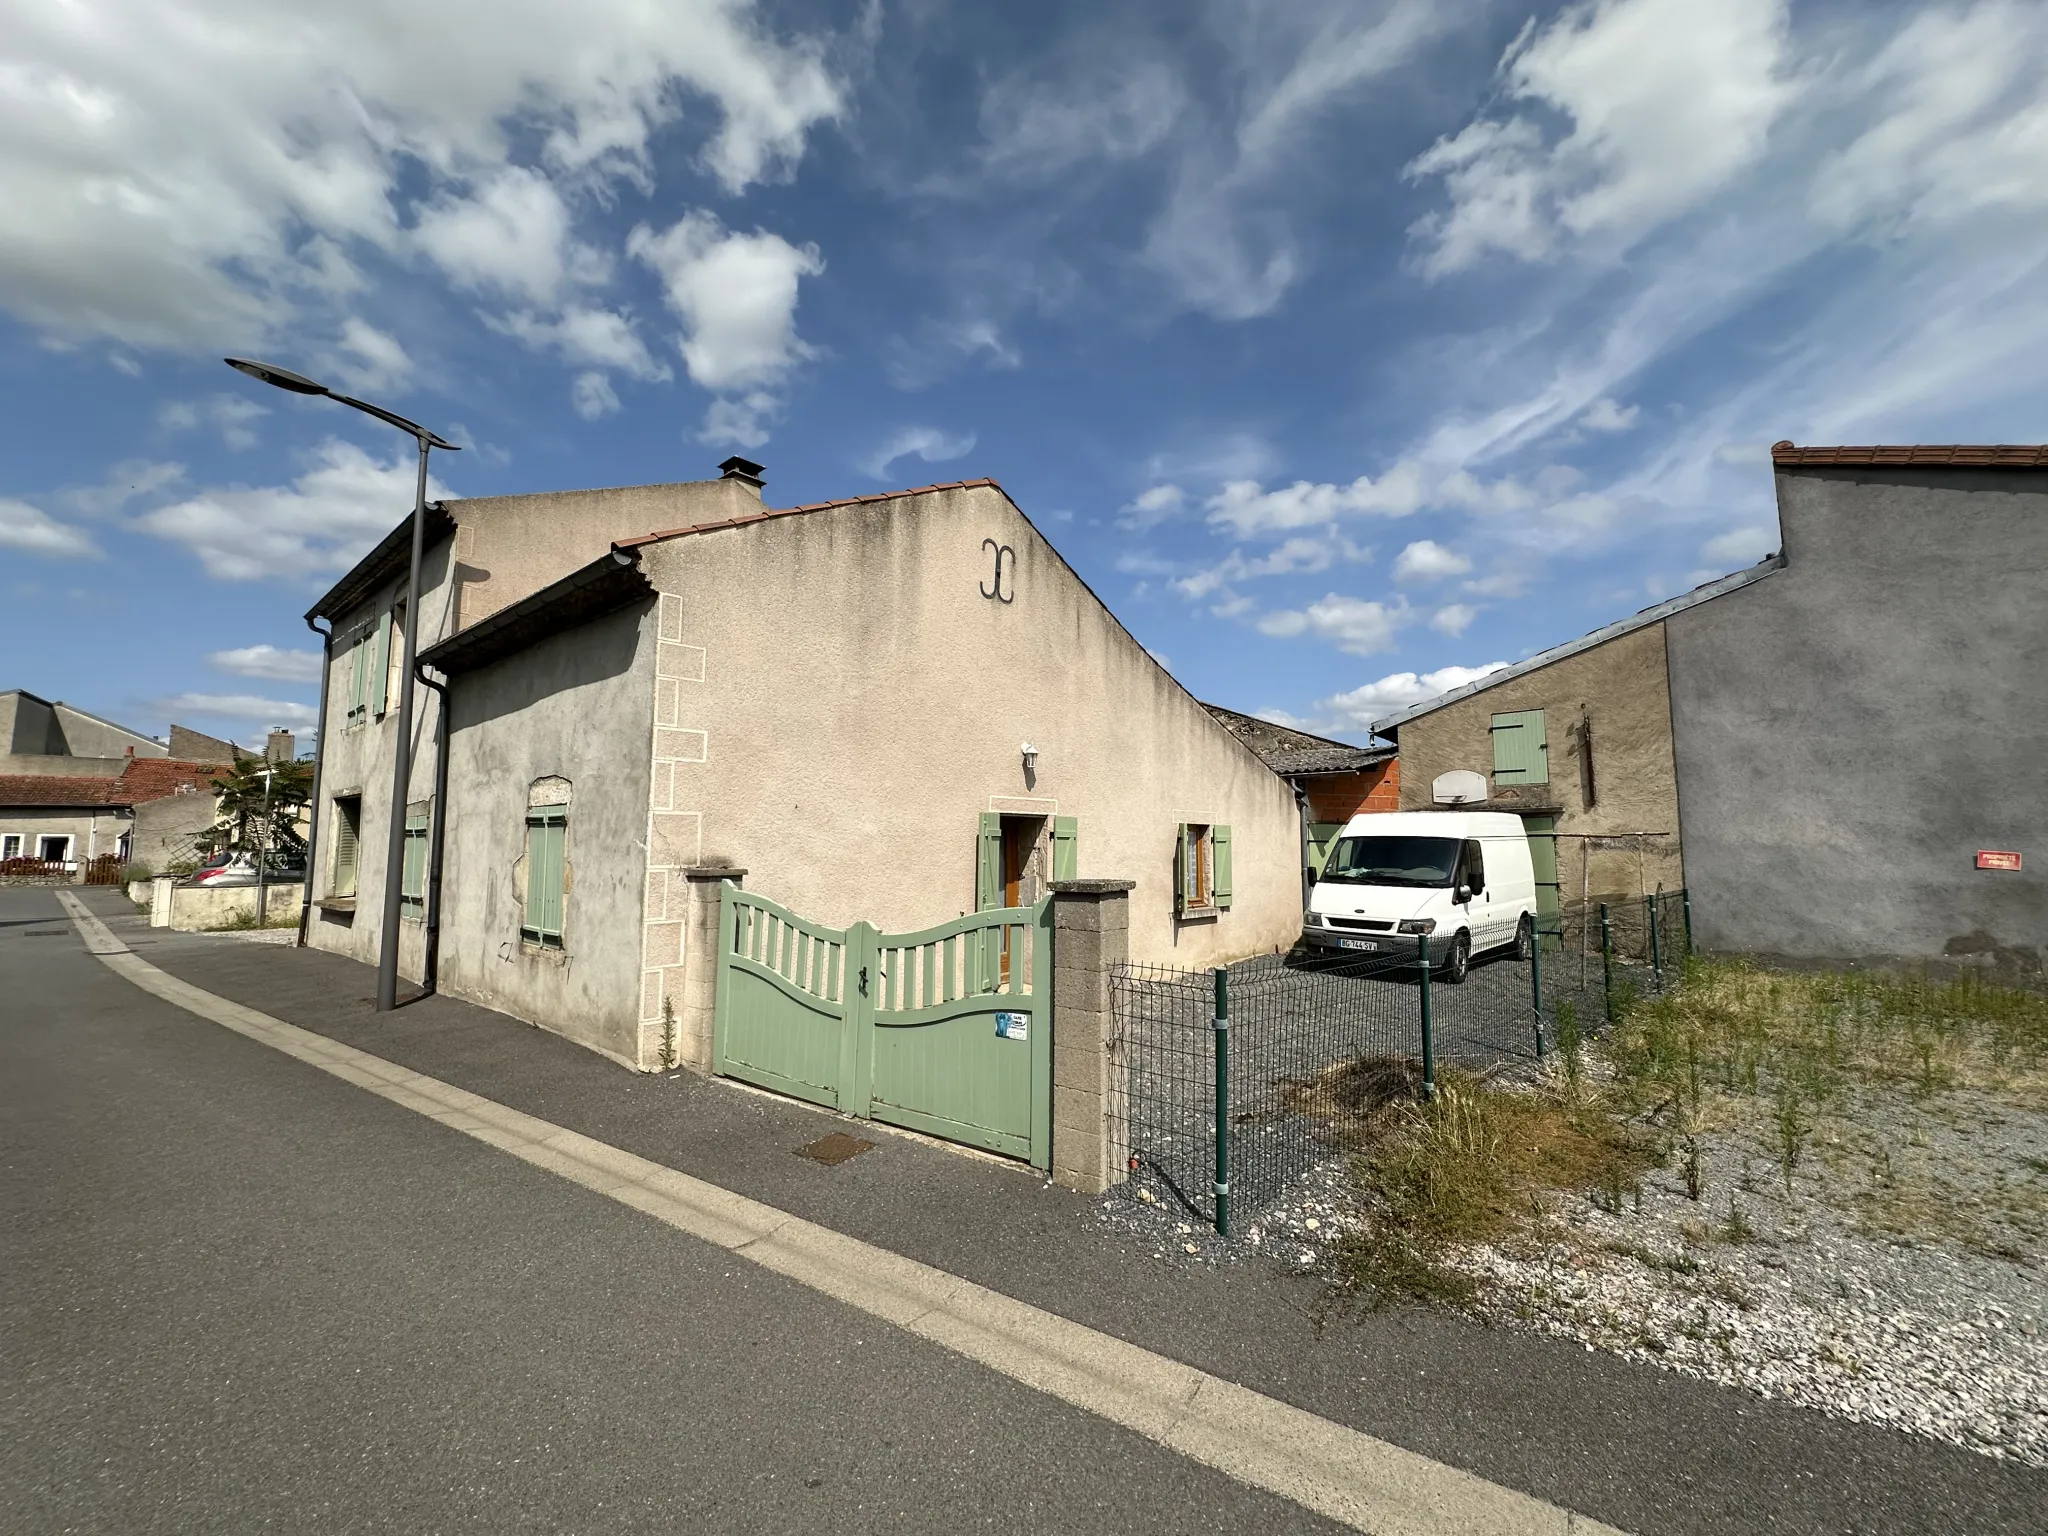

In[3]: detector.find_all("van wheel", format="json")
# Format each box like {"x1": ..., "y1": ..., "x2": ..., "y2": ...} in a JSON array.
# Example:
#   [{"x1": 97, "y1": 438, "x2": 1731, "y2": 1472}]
[
  {"x1": 1512, "y1": 914, "x2": 1534, "y2": 963},
  {"x1": 1441, "y1": 932, "x2": 1470, "y2": 984}
]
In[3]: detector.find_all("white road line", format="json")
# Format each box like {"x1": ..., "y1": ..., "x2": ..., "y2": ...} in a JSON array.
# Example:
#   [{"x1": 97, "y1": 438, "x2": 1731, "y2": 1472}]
[{"x1": 54, "y1": 890, "x2": 1627, "y2": 1536}]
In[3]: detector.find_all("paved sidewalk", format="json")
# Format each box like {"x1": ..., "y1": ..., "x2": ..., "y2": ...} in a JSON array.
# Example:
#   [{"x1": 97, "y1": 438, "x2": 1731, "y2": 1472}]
[{"x1": 87, "y1": 890, "x2": 2048, "y2": 1535}]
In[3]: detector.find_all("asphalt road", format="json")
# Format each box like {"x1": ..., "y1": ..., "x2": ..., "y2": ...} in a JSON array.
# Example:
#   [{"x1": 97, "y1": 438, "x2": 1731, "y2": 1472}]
[
  {"x1": 8, "y1": 886, "x2": 2044, "y2": 1535},
  {"x1": 1, "y1": 888, "x2": 1342, "y2": 1535}
]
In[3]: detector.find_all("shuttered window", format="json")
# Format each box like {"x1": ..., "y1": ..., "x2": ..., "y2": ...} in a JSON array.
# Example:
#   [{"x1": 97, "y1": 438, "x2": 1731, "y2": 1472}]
[
  {"x1": 331, "y1": 796, "x2": 362, "y2": 897},
  {"x1": 372, "y1": 609, "x2": 393, "y2": 719},
  {"x1": 1490, "y1": 709, "x2": 1549, "y2": 786},
  {"x1": 399, "y1": 804, "x2": 429, "y2": 919},
  {"x1": 523, "y1": 804, "x2": 567, "y2": 947},
  {"x1": 1175, "y1": 823, "x2": 1233, "y2": 914},
  {"x1": 345, "y1": 628, "x2": 371, "y2": 725}
]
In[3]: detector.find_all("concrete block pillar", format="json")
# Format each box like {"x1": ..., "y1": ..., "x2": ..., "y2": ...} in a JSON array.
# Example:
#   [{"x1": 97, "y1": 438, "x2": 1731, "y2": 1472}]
[
  {"x1": 674, "y1": 865, "x2": 745, "y2": 1071},
  {"x1": 1049, "y1": 879, "x2": 1134, "y2": 1195}
]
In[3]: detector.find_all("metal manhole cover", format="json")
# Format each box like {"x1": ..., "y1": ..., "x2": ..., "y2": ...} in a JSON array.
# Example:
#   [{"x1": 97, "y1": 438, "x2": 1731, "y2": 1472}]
[{"x1": 795, "y1": 1132, "x2": 875, "y2": 1166}]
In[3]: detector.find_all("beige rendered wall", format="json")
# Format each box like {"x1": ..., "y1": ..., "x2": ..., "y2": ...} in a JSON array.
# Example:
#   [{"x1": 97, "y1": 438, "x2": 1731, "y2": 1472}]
[
  {"x1": 1395, "y1": 622, "x2": 1684, "y2": 903},
  {"x1": 0, "y1": 808, "x2": 127, "y2": 863},
  {"x1": 635, "y1": 484, "x2": 1303, "y2": 1000},
  {"x1": 449, "y1": 477, "x2": 765, "y2": 629}
]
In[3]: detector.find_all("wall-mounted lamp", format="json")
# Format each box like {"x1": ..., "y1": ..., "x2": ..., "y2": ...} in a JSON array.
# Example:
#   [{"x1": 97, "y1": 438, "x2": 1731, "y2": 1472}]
[{"x1": 1020, "y1": 742, "x2": 1039, "y2": 774}]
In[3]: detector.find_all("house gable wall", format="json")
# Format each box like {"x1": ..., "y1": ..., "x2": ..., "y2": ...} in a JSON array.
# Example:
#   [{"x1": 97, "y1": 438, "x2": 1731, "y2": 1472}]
[
  {"x1": 635, "y1": 484, "x2": 1303, "y2": 971},
  {"x1": 1666, "y1": 467, "x2": 2048, "y2": 963},
  {"x1": 1394, "y1": 622, "x2": 1683, "y2": 902}
]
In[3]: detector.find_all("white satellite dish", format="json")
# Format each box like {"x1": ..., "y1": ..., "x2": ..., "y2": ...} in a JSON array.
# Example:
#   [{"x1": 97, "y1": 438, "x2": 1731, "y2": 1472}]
[{"x1": 1432, "y1": 770, "x2": 1488, "y2": 806}]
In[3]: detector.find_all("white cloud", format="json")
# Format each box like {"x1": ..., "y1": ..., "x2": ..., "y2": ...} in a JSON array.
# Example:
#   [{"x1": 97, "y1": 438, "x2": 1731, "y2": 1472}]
[
  {"x1": 1208, "y1": 464, "x2": 1430, "y2": 536},
  {"x1": 570, "y1": 371, "x2": 620, "y2": 421},
  {"x1": 1429, "y1": 603, "x2": 1478, "y2": 637},
  {"x1": 1143, "y1": 0, "x2": 1451, "y2": 318},
  {"x1": 159, "y1": 395, "x2": 267, "y2": 450},
  {"x1": 862, "y1": 426, "x2": 977, "y2": 481},
  {"x1": 976, "y1": 61, "x2": 1184, "y2": 183},
  {"x1": 413, "y1": 167, "x2": 590, "y2": 306},
  {"x1": 1120, "y1": 484, "x2": 1187, "y2": 528},
  {"x1": 1173, "y1": 535, "x2": 1358, "y2": 602},
  {"x1": 629, "y1": 213, "x2": 823, "y2": 393},
  {"x1": 1580, "y1": 396, "x2": 1639, "y2": 431},
  {"x1": 151, "y1": 692, "x2": 316, "y2": 727},
  {"x1": 1408, "y1": 0, "x2": 1797, "y2": 274},
  {"x1": 208, "y1": 645, "x2": 323, "y2": 684},
  {"x1": 0, "y1": 1, "x2": 844, "y2": 350},
  {"x1": 327, "y1": 318, "x2": 412, "y2": 394},
  {"x1": 1392, "y1": 539, "x2": 1471, "y2": 582},
  {"x1": 0, "y1": 499, "x2": 101, "y2": 558},
  {"x1": 492, "y1": 306, "x2": 670, "y2": 394},
  {"x1": 1316, "y1": 663, "x2": 1512, "y2": 728},
  {"x1": 1255, "y1": 594, "x2": 1407, "y2": 656},
  {"x1": 1699, "y1": 524, "x2": 1774, "y2": 565},
  {"x1": 699, "y1": 392, "x2": 780, "y2": 450},
  {"x1": 136, "y1": 439, "x2": 449, "y2": 581}
]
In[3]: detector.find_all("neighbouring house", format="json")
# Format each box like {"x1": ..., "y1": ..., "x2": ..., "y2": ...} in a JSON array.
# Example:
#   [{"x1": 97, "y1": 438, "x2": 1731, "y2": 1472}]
[
  {"x1": 0, "y1": 757, "x2": 228, "y2": 875},
  {"x1": 0, "y1": 689, "x2": 170, "y2": 777},
  {"x1": 1204, "y1": 706, "x2": 1398, "y2": 877},
  {"x1": 303, "y1": 458, "x2": 1304, "y2": 1073},
  {"x1": 1375, "y1": 441, "x2": 2047, "y2": 968}
]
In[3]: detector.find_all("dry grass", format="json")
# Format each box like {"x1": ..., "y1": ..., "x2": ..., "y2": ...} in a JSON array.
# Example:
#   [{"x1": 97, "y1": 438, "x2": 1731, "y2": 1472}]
[{"x1": 1316, "y1": 1061, "x2": 1656, "y2": 1306}]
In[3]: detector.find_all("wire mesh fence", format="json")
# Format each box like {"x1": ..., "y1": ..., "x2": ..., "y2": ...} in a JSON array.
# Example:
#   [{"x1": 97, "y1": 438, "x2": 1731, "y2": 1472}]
[{"x1": 1108, "y1": 889, "x2": 1694, "y2": 1234}]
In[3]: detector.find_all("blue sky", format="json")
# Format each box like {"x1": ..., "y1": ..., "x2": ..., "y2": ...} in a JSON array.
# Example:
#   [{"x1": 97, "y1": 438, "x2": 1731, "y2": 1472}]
[{"x1": 4, "y1": 0, "x2": 2046, "y2": 747}]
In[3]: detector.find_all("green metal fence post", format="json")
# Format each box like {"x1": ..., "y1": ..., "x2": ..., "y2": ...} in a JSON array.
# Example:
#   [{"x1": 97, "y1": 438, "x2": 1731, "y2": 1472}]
[
  {"x1": 1212, "y1": 966, "x2": 1230, "y2": 1239},
  {"x1": 1647, "y1": 892, "x2": 1664, "y2": 992},
  {"x1": 1528, "y1": 920, "x2": 1546, "y2": 1058},
  {"x1": 1599, "y1": 903, "x2": 1615, "y2": 1025},
  {"x1": 1418, "y1": 933, "x2": 1436, "y2": 1099},
  {"x1": 1682, "y1": 890, "x2": 1694, "y2": 958}
]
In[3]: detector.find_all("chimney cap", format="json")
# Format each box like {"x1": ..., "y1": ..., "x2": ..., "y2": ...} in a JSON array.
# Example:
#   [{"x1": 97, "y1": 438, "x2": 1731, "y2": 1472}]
[{"x1": 718, "y1": 455, "x2": 765, "y2": 487}]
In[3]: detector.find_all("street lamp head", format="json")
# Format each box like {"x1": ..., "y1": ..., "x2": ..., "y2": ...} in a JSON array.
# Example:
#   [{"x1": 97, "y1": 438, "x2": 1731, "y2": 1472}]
[{"x1": 225, "y1": 357, "x2": 330, "y2": 396}]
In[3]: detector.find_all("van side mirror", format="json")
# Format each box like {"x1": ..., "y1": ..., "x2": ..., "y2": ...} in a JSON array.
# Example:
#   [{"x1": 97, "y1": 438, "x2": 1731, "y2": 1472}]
[
  {"x1": 1456, "y1": 884, "x2": 1473, "y2": 904},
  {"x1": 1306, "y1": 867, "x2": 1318, "y2": 884}
]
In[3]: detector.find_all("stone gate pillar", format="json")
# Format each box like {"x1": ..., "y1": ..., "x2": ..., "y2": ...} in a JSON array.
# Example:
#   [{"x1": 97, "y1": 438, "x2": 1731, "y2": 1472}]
[{"x1": 1049, "y1": 879, "x2": 1133, "y2": 1194}]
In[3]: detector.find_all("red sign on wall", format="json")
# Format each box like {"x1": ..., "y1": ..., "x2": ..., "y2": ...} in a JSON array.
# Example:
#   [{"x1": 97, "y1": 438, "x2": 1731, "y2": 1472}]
[{"x1": 1976, "y1": 850, "x2": 2022, "y2": 872}]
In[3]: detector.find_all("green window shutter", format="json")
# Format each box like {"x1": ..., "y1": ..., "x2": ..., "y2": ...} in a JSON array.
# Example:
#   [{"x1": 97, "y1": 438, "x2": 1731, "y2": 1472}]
[
  {"x1": 1490, "y1": 709, "x2": 1549, "y2": 786},
  {"x1": 976, "y1": 812, "x2": 1003, "y2": 910},
  {"x1": 399, "y1": 809, "x2": 429, "y2": 918},
  {"x1": 332, "y1": 800, "x2": 360, "y2": 896},
  {"x1": 524, "y1": 805, "x2": 567, "y2": 944},
  {"x1": 347, "y1": 629, "x2": 369, "y2": 723},
  {"x1": 1052, "y1": 816, "x2": 1077, "y2": 883},
  {"x1": 372, "y1": 610, "x2": 393, "y2": 719},
  {"x1": 1213, "y1": 825, "x2": 1233, "y2": 909},
  {"x1": 1522, "y1": 815, "x2": 1561, "y2": 931}
]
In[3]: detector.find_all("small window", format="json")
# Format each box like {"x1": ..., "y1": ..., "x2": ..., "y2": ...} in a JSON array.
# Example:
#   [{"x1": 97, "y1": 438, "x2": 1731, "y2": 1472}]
[
  {"x1": 523, "y1": 803, "x2": 568, "y2": 948},
  {"x1": 380, "y1": 600, "x2": 406, "y2": 719},
  {"x1": 38, "y1": 835, "x2": 72, "y2": 863},
  {"x1": 1459, "y1": 839, "x2": 1486, "y2": 893},
  {"x1": 345, "y1": 624, "x2": 373, "y2": 726},
  {"x1": 331, "y1": 795, "x2": 362, "y2": 897},
  {"x1": 1175, "y1": 823, "x2": 1234, "y2": 915},
  {"x1": 1, "y1": 835, "x2": 20, "y2": 860},
  {"x1": 399, "y1": 801, "x2": 430, "y2": 920}
]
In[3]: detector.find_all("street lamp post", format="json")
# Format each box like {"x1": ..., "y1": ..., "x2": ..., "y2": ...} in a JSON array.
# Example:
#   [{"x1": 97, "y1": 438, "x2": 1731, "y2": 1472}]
[
  {"x1": 226, "y1": 357, "x2": 459, "y2": 1012},
  {"x1": 254, "y1": 762, "x2": 274, "y2": 931}
]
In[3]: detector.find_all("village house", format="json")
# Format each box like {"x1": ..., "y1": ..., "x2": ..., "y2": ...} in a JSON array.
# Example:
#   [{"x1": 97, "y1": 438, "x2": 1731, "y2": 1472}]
[
  {"x1": 302, "y1": 459, "x2": 1303, "y2": 1078},
  {"x1": 0, "y1": 757, "x2": 230, "y2": 874},
  {"x1": 1375, "y1": 442, "x2": 2046, "y2": 968},
  {"x1": 1204, "y1": 706, "x2": 1398, "y2": 881}
]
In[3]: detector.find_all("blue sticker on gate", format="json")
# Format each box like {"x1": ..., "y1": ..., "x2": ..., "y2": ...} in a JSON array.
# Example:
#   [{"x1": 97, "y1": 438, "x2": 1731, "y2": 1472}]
[{"x1": 995, "y1": 1011, "x2": 1029, "y2": 1041}]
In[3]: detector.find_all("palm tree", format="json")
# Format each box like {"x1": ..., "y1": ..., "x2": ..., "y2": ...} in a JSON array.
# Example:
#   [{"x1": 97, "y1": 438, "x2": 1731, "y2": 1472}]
[{"x1": 194, "y1": 751, "x2": 313, "y2": 866}]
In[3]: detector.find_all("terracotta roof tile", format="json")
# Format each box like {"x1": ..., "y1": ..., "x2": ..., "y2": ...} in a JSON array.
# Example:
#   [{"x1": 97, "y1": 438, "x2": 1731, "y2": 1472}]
[
  {"x1": 1772, "y1": 441, "x2": 2048, "y2": 468},
  {"x1": 614, "y1": 479, "x2": 1004, "y2": 551},
  {"x1": 0, "y1": 759, "x2": 224, "y2": 809}
]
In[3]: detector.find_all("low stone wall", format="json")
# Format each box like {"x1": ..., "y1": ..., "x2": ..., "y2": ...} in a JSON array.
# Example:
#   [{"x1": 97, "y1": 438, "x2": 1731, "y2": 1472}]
[{"x1": 154, "y1": 880, "x2": 305, "y2": 932}]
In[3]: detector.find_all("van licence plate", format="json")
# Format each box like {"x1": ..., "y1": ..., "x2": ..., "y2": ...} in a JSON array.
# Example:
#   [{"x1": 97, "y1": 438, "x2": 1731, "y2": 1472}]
[{"x1": 1338, "y1": 938, "x2": 1381, "y2": 952}]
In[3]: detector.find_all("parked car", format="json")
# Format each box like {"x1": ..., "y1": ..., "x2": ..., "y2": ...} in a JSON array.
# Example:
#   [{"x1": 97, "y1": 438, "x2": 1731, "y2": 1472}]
[
  {"x1": 181, "y1": 854, "x2": 305, "y2": 888},
  {"x1": 1301, "y1": 810, "x2": 1537, "y2": 982}
]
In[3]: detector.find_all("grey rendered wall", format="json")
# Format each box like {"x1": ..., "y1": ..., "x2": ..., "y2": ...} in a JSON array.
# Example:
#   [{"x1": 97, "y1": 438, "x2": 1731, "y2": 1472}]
[
  {"x1": 131, "y1": 789, "x2": 221, "y2": 868},
  {"x1": 1666, "y1": 467, "x2": 2048, "y2": 965},
  {"x1": 434, "y1": 604, "x2": 656, "y2": 1066},
  {"x1": 634, "y1": 484, "x2": 1303, "y2": 976}
]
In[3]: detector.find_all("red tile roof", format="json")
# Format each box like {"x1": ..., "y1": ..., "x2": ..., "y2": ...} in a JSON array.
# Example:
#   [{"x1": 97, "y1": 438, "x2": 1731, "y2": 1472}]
[
  {"x1": 1772, "y1": 441, "x2": 2048, "y2": 468},
  {"x1": 0, "y1": 759, "x2": 225, "y2": 809},
  {"x1": 614, "y1": 479, "x2": 1005, "y2": 550}
]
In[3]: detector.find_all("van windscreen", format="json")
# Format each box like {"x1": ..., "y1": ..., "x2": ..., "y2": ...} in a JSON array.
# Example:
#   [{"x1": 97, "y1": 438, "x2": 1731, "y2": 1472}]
[{"x1": 1322, "y1": 835, "x2": 1460, "y2": 888}]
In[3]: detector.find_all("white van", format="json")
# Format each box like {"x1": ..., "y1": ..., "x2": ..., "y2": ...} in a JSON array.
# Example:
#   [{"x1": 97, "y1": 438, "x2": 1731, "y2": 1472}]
[{"x1": 1301, "y1": 810, "x2": 1537, "y2": 982}]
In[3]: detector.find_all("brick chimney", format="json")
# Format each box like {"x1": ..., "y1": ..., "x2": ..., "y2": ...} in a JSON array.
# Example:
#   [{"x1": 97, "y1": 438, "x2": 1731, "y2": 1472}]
[{"x1": 266, "y1": 729, "x2": 295, "y2": 763}]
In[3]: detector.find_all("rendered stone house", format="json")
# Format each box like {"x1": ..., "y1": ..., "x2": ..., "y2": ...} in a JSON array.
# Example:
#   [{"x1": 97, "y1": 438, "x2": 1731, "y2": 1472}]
[
  {"x1": 0, "y1": 758, "x2": 227, "y2": 873},
  {"x1": 0, "y1": 690, "x2": 170, "y2": 776},
  {"x1": 1375, "y1": 441, "x2": 2047, "y2": 967},
  {"x1": 303, "y1": 460, "x2": 1303, "y2": 1072}
]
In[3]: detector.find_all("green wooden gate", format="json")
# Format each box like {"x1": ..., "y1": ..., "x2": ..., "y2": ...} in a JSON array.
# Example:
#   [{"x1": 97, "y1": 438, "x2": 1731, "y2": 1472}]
[{"x1": 712, "y1": 884, "x2": 1053, "y2": 1168}]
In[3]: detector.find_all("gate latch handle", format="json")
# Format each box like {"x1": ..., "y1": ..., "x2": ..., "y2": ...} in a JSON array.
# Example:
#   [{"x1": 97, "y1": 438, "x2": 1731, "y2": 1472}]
[{"x1": 858, "y1": 966, "x2": 869, "y2": 997}]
